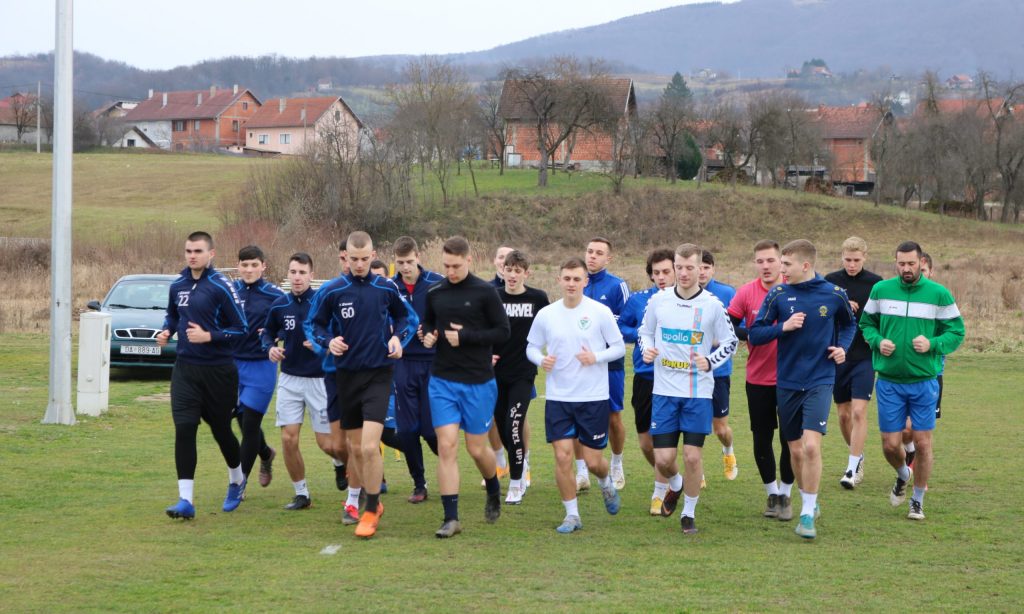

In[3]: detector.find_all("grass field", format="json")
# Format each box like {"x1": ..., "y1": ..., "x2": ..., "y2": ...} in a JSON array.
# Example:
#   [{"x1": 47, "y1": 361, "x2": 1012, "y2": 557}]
[{"x1": 1, "y1": 333, "x2": 1021, "y2": 612}]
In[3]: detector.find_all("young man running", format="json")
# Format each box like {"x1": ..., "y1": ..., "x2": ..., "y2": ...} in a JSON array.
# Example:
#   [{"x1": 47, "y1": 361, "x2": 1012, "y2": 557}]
[
  {"x1": 527, "y1": 257, "x2": 625, "y2": 533},
  {"x1": 158, "y1": 231, "x2": 248, "y2": 519},
  {"x1": 640, "y1": 244, "x2": 738, "y2": 534},
  {"x1": 421, "y1": 236, "x2": 511, "y2": 538},
  {"x1": 749, "y1": 239, "x2": 856, "y2": 540},
  {"x1": 860, "y1": 241, "x2": 964, "y2": 521},
  {"x1": 698, "y1": 250, "x2": 739, "y2": 482},
  {"x1": 261, "y1": 252, "x2": 340, "y2": 510},
  {"x1": 233, "y1": 246, "x2": 285, "y2": 495},
  {"x1": 618, "y1": 248, "x2": 676, "y2": 514},
  {"x1": 392, "y1": 236, "x2": 444, "y2": 503},
  {"x1": 493, "y1": 250, "x2": 549, "y2": 504},
  {"x1": 824, "y1": 237, "x2": 883, "y2": 489},
  {"x1": 580, "y1": 237, "x2": 630, "y2": 491},
  {"x1": 486, "y1": 245, "x2": 515, "y2": 478},
  {"x1": 727, "y1": 240, "x2": 796, "y2": 520},
  {"x1": 307, "y1": 231, "x2": 417, "y2": 538}
]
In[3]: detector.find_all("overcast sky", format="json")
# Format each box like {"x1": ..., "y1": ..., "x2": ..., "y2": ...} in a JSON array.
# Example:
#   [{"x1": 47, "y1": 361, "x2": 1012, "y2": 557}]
[{"x1": 1, "y1": 0, "x2": 736, "y2": 70}]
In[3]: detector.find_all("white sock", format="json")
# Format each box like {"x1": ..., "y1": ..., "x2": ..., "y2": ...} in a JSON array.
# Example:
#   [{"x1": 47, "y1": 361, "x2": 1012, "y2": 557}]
[
  {"x1": 723, "y1": 445, "x2": 734, "y2": 455},
  {"x1": 846, "y1": 454, "x2": 861, "y2": 474},
  {"x1": 653, "y1": 481, "x2": 669, "y2": 499},
  {"x1": 293, "y1": 479, "x2": 309, "y2": 497},
  {"x1": 332, "y1": 458, "x2": 345, "y2": 467},
  {"x1": 178, "y1": 479, "x2": 194, "y2": 503},
  {"x1": 682, "y1": 495, "x2": 699, "y2": 518},
  {"x1": 904, "y1": 441, "x2": 916, "y2": 453},
  {"x1": 897, "y1": 464, "x2": 911, "y2": 481},
  {"x1": 228, "y1": 464, "x2": 244, "y2": 485},
  {"x1": 912, "y1": 486, "x2": 926, "y2": 505},
  {"x1": 524, "y1": 450, "x2": 531, "y2": 467},
  {"x1": 509, "y1": 478, "x2": 522, "y2": 490},
  {"x1": 563, "y1": 497, "x2": 579, "y2": 518},
  {"x1": 576, "y1": 459, "x2": 588, "y2": 477},
  {"x1": 668, "y1": 473, "x2": 684, "y2": 492},
  {"x1": 765, "y1": 481, "x2": 780, "y2": 496},
  {"x1": 800, "y1": 490, "x2": 817, "y2": 517},
  {"x1": 597, "y1": 475, "x2": 613, "y2": 490},
  {"x1": 495, "y1": 448, "x2": 508, "y2": 469},
  {"x1": 611, "y1": 453, "x2": 624, "y2": 468},
  {"x1": 346, "y1": 487, "x2": 361, "y2": 508},
  {"x1": 779, "y1": 482, "x2": 794, "y2": 497}
]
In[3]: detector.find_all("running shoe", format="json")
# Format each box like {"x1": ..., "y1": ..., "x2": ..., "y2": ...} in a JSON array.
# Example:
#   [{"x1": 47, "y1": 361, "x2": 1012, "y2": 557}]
[
  {"x1": 763, "y1": 494, "x2": 780, "y2": 518},
  {"x1": 334, "y1": 463, "x2": 348, "y2": 491},
  {"x1": 907, "y1": 499, "x2": 925, "y2": 520},
  {"x1": 602, "y1": 486, "x2": 621, "y2": 515},
  {"x1": 661, "y1": 487, "x2": 682, "y2": 517},
  {"x1": 890, "y1": 467, "x2": 913, "y2": 506},
  {"x1": 284, "y1": 494, "x2": 311, "y2": 510},
  {"x1": 649, "y1": 496, "x2": 664, "y2": 516},
  {"x1": 341, "y1": 504, "x2": 359, "y2": 525},
  {"x1": 484, "y1": 493, "x2": 502, "y2": 523},
  {"x1": 408, "y1": 487, "x2": 428, "y2": 504},
  {"x1": 496, "y1": 465, "x2": 510, "y2": 479},
  {"x1": 355, "y1": 509, "x2": 381, "y2": 538},
  {"x1": 795, "y1": 514, "x2": 816, "y2": 539},
  {"x1": 680, "y1": 515, "x2": 698, "y2": 534},
  {"x1": 840, "y1": 470, "x2": 856, "y2": 490},
  {"x1": 556, "y1": 515, "x2": 583, "y2": 534},
  {"x1": 505, "y1": 485, "x2": 524, "y2": 505},
  {"x1": 524, "y1": 462, "x2": 532, "y2": 488},
  {"x1": 576, "y1": 473, "x2": 591, "y2": 494},
  {"x1": 700, "y1": 474, "x2": 707, "y2": 489},
  {"x1": 222, "y1": 480, "x2": 245, "y2": 512},
  {"x1": 855, "y1": 457, "x2": 864, "y2": 485},
  {"x1": 611, "y1": 464, "x2": 626, "y2": 490},
  {"x1": 778, "y1": 495, "x2": 793, "y2": 521},
  {"x1": 166, "y1": 498, "x2": 195, "y2": 520},
  {"x1": 435, "y1": 519, "x2": 463, "y2": 538},
  {"x1": 723, "y1": 453, "x2": 738, "y2": 480},
  {"x1": 259, "y1": 447, "x2": 276, "y2": 488}
]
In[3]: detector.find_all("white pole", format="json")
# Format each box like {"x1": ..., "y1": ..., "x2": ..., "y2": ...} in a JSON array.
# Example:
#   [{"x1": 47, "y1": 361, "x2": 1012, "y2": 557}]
[
  {"x1": 43, "y1": 0, "x2": 75, "y2": 425},
  {"x1": 36, "y1": 80, "x2": 41, "y2": 153}
]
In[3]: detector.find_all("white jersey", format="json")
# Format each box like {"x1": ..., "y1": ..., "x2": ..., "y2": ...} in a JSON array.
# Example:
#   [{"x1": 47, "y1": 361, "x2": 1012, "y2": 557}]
[
  {"x1": 526, "y1": 296, "x2": 625, "y2": 402},
  {"x1": 639, "y1": 287, "x2": 737, "y2": 399}
]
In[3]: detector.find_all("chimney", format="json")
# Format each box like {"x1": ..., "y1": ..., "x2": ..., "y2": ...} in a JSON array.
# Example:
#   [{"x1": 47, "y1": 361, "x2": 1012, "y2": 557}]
[
  {"x1": 279, "y1": 98, "x2": 286, "y2": 113},
  {"x1": 162, "y1": 92, "x2": 168, "y2": 108},
  {"x1": 210, "y1": 85, "x2": 216, "y2": 98},
  {"x1": 233, "y1": 84, "x2": 238, "y2": 95},
  {"x1": 197, "y1": 92, "x2": 203, "y2": 106},
  {"x1": 148, "y1": 88, "x2": 154, "y2": 99}
]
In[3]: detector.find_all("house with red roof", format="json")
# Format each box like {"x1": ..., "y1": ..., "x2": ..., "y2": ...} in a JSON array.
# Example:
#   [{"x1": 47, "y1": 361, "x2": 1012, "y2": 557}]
[
  {"x1": 122, "y1": 85, "x2": 260, "y2": 151},
  {"x1": 0, "y1": 92, "x2": 42, "y2": 143},
  {"x1": 244, "y1": 96, "x2": 362, "y2": 156},
  {"x1": 813, "y1": 103, "x2": 885, "y2": 184}
]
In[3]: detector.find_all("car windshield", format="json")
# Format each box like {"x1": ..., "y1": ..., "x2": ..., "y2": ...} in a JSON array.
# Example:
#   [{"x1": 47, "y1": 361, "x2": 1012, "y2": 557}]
[{"x1": 106, "y1": 280, "x2": 170, "y2": 310}]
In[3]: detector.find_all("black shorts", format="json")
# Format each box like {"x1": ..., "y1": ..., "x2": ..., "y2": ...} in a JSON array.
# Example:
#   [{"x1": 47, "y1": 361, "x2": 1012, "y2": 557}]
[
  {"x1": 171, "y1": 361, "x2": 238, "y2": 427},
  {"x1": 745, "y1": 382, "x2": 779, "y2": 432},
  {"x1": 652, "y1": 431, "x2": 707, "y2": 449},
  {"x1": 833, "y1": 359, "x2": 875, "y2": 404},
  {"x1": 335, "y1": 366, "x2": 393, "y2": 430},
  {"x1": 712, "y1": 376, "x2": 730, "y2": 418},
  {"x1": 631, "y1": 375, "x2": 654, "y2": 434}
]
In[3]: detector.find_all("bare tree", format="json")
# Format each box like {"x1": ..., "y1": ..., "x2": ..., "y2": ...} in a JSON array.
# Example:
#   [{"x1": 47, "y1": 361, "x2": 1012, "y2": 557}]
[
  {"x1": 979, "y1": 72, "x2": 1024, "y2": 223},
  {"x1": 649, "y1": 86, "x2": 693, "y2": 183},
  {"x1": 868, "y1": 95, "x2": 896, "y2": 205},
  {"x1": 8, "y1": 92, "x2": 36, "y2": 142},
  {"x1": 477, "y1": 80, "x2": 508, "y2": 175}
]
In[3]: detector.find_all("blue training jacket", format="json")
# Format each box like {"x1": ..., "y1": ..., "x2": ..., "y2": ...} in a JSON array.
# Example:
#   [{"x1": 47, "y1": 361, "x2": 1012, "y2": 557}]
[
  {"x1": 261, "y1": 287, "x2": 324, "y2": 378},
  {"x1": 305, "y1": 272, "x2": 419, "y2": 372},
  {"x1": 618, "y1": 285, "x2": 659, "y2": 380},
  {"x1": 392, "y1": 266, "x2": 444, "y2": 361},
  {"x1": 163, "y1": 266, "x2": 248, "y2": 366},
  {"x1": 585, "y1": 268, "x2": 630, "y2": 371},
  {"x1": 748, "y1": 274, "x2": 857, "y2": 390},
  {"x1": 704, "y1": 278, "x2": 737, "y2": 377},
  {"x1": 234, "y1": 278, "x2": 285, "y2": 360}
]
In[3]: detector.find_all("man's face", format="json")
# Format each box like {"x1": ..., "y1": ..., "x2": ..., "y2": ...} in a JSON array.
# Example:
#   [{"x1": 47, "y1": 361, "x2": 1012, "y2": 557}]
[
  {"x1": 675, "y1": 253, "x2": 700, "y2": 292},
  {"x1": 237, "y1": 258, "x2": 266, "y2": 284},
  {"x1": 780, "y1": 253, "x2": 811, "y2": 284},
  {"x1": 842, "y1": 250, "x2": 866, "y2": 277},
  {"x1": 395, "y1": 252, "x2": 420, "y2": 280},
  {"x1": 185, "y1": 239, "x2": 214, "y2": 272},
  {"x1": 288, "y1": 260, "x2": 312, "y2": 295},
  {"x1": 585, "y1": 241, "x2": 611, "y2": 274},
  {"x1": 338, "y1": 250, "x2": 350, "y2": 275},
  {"x1": 493, "y1": 247, "x2": 513, "y2": 280},
  {"x1": 896, "y1": 251, "x2": 922, "y2": 284},
  {"x1": 754, "y1": 248, "x2": 782, "y2": 286},
  {"x1": 503, "y1": 265, "x2": 528, "y2": 292},
  {"x1": 558, "y1": 266, "x2": 588, "y2": 299},
  {"x1": 370, "y1": 266, "x2": 388, "y2": 278},
  {"x1": 347, "y1": 243, "x2": 375, "y2": 278},
  {"x1": 698, "y1": 261, "x2": 714, "y2": 287},
  {"x1": 921, "y1": 260, "x2": 932, "y2": 279},
  {"x1": 443, "y1": 252, "x2": 471, "y2": 284},
  {"x1": 650, "y1": 259, "x2": 675, "y2": 290}
]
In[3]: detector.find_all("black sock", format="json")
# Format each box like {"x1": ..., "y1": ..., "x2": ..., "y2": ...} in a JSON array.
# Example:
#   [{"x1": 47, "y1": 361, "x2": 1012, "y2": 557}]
[
  {"x1": 484, "y1": 474, "x2": 501, "y2": 497},
  {"x1": 441, "y1": 494, "x2": 459, "y2": 521},
  {"x1": 365, "y1": 493, "x2": 380, "y2": 515}
]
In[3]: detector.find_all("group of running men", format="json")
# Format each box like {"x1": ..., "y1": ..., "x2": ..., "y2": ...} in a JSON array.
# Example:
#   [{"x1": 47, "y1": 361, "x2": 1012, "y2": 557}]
[{"x1": 158, "y1": 229, "x2": 963, "y2": 540}]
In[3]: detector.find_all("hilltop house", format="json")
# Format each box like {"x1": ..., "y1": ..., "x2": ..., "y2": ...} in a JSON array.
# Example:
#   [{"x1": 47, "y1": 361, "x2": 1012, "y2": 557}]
[
  {"x1": 121, "y1": 85, "x2": 260, "y2": 151},
  {"x1": 244, "y1": 96, "x2": 362, "y2": 156}
]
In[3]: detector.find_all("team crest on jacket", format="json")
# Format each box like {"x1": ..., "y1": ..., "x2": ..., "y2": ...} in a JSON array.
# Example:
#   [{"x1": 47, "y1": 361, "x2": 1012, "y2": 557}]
[
  {"x1": 819, "y1": 305, "x2": 828, "y2": 317},
  {"x1": 578, "y1": 316, "x2": 591, "y2": 330}
]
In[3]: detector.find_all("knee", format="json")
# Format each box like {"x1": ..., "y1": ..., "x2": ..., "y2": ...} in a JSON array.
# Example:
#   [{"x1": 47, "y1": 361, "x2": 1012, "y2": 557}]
[
  {"x1": 882, "y1": 439, "x2": 902, "y2": 456},
  {"x1": 437, "y1": 438, "x2": 458, "y2": 460},
  {"x1": 682, "y1": 447, "x2": 702, "y2": 468}
]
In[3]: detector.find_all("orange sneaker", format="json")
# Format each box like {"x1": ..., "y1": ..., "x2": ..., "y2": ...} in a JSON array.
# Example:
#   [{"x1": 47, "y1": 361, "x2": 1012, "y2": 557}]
[{"x1": 355, "y1": 508, "x2": 381, "y2": 538}]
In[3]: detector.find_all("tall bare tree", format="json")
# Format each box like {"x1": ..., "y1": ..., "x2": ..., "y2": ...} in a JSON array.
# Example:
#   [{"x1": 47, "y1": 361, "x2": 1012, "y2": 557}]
[
  {"x1": 8, "y1": 92, "x2": 36, "y2": 142},
  {"x1": 979, "y1": 72, "x2": 1024, "y2": 223},
  {"x1": 649, "y1": 84, "x2": 693, "y2": 183},
  {"x1": 477, "y1": 80, "x2": 508, "y2": 175}
]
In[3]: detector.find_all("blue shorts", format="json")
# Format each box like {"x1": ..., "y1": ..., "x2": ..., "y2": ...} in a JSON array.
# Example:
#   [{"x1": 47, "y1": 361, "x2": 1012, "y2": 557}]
[
  {"x1": 777, "y1": 385, "x2": 832, "y2": 442},
  {"x1": 545, "y1": 400, "x2": 610, "y2": 449},
  {"x1": 323, "y1": 374, "x2": 340, "y2": 423},
  {"x1": 650, "y1": 395, "x2": 713, "y2": 437},
  {"x1": 712, "y1": 376, "x2": 730, "y2": 418},
  {"x1": 235, "y1": 359, "x2": 277, "y2": 414},
  {"x1": 876, "y1": 378, "x2": 938, "y2": 433},
  {"x1": 428, "y1": 376, "x2": 497, "y2": 435},
  {"x1": 609, "y1": 369, "x2": 625, "y2": 412},
  {"x1": 833, "y1": 359, "x2": 875, "y2": 404}
]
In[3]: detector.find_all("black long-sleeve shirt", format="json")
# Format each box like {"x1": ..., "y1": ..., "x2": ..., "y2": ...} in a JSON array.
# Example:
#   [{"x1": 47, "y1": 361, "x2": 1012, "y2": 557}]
[
  {"x1": 423, "y1": 273, "x2": 510, "y2": 384},
  {"x1": 824, "y1": 268, "x2": 883, "y2": 363}
]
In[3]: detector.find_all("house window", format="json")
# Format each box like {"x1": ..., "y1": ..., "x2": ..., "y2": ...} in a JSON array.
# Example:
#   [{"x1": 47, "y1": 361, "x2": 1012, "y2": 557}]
[
  {"x1": 248, "y1": 132, "x2": 253, "y2": 138},
  {"x1": 242, "y1": 102, "x2": 249, "y2": 111},
  {"x1": 280, "y1": 133, "x2": 291, "y2": 145},
  {"x1": 258, "y1": 134, "x2": 268, "y2": 145},
  {"x1": 127, "y1": 138, "x2": 136, "y2": 147},
  {"x1": 335, "y1": 110, "x2": 341, "y2": 121},
  {"x1": 173, "y1": 120, "x2": 184, "y2": 132},
  {"x1": 194, "y1": 120, "x2": 201, "y2": 131},
  {"x1": 232, "y1": 120, "x2": 239, "y2": 132}
]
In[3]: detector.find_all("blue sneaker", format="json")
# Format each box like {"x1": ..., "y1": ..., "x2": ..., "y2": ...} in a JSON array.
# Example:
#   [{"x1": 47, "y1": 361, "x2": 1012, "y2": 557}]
[
  {"x1": 795, "y1": 514, "x2": 816, "y2": 539},
  {"x1": 556, "y1": 515, "x2": 582, "y2": 534},
  {"x1": 166, "y1": 498, "x2": 195, "y2": 520},
  {"x1": 602, "y1": 486, "x2": 621, "y2": 515},
  {"x1": 223, "y1": 480, "x2": 245, "y2": 512}
]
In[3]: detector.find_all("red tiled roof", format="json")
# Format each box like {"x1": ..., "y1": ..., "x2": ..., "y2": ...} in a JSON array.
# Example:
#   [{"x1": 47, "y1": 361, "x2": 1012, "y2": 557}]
[
  {"x1": 913, "y1": 98, "x2": 1008, "y2": 118},
  {"x1": 499, "y1": 77, "x2": 635, "y2": 120},
  {"x1": 813, "y1": 104, "x2": 879, "y2": 139},
  {"x1": 245, "y1": 96, "x2": 361, "y2": 129},
  {"x1": 123, "y1": 88, "x2": 258, "y2": 121}
]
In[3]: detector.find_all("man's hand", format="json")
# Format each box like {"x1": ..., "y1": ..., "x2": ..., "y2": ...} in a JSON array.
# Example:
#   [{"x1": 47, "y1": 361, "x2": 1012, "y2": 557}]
[
  {"x1": 328, "y1": 336, "x2": 348, "y2": 356},
  {"x1": 492, "y1": 354, "x2": 500, "y2": 366},
  {"x1": 912, "y1": 335, "x2": 931, "y2": 353},
  {"x1": 827, "y1": 345, "x2": 846, "y2": 365},
  {"x1": 879, "y1": 339, "x2": 896, "y2": 356},
  {"x1": 576, "y1": 345, "x2": 596, "y2": 366},
  {"x1": 694, "y1": 354, "x2": 711, "y2": 372},
  {"x1": 541, "y1": 354, "x2": 557, "y2": 372},
  {"x1": 642, "y1": 346, "x2": 659, "y2": 364},
  {"x1": 782, "y1": 312, "x2": 805, "y2": 332},
  {"x1": 185, "y1": 322, "x2": 211, "y2": 344},
  {"x1": 387, "y1": 335, "x2": 403, "y2": 359},
  {"x1": 848, "y1": 300, "x2": 860, "y2": 314},
  {"x1": 422, "y1": 329, "x2": 438, "y2": 349},
  {"x1": 268, "y1": 346, "x2": 286, "y2": 362},
  {"x1": 302, "y1": 340, "x2": 313, "y2": 350},
  {"x1": 156, "y1": 329, "x2": 172, "y2": 347},
  {"x1": 444, "y1": 323, "x2": 463, "y2": 347}
]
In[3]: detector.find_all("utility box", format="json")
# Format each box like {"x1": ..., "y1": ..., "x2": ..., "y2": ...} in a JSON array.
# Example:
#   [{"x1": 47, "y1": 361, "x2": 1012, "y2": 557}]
[{"x1": 77, "y1": 311, "x2": 111, "y2": 416}]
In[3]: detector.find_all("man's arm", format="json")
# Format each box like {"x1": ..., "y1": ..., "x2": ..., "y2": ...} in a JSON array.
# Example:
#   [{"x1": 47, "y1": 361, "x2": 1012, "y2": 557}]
[
  {"x1": 593, "y1": 310, "x2": 626, "y2": 363},
  {"x1": 707, "y1": 307, "x2": 739, "y2": 370},
  {"x1": 929, "y1": 293, "x2": 965, "y2": 355},
  {"x1": 304, "y1": 286, "x2": 337, "y2": 350},
  {"x1": 859, "y1": 291, "x2": 883, "y2": 351},
  {"x1": 387, "y1": 286, "x2": 419, "y2": 348},
  {"x1": 748, "y1": 289, "x2": 783, "y2": 346},
  {"x1": 618, "y1": 294, "x2": 643, "y2": 343},
  {"x1": 209, "y1": 278, "x2": 248, "y2": 343},
  {"x1": 834, "y1": 290, "x2": 857, "y2": 352},
  {"x1": 260, "y1": 301, "x2": 284, "y2": 352},
  {"x1": 457, "y1": 288, "x2": 511, "y2": 347}
]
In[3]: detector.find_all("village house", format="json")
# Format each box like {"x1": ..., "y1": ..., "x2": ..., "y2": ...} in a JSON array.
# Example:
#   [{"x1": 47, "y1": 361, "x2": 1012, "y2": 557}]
[
  {"x1": 813, "y1": 103, "x2": 884, "y2": 187},
  {"x1": 121, "y1": 85, "x2": 260, "y2": 151},
  {"x1": 0, "y1": 92, "x2": 43, "y2": 143},
  {"x1": 243, "y1": 96, "x2": 362, "y2": 156}
]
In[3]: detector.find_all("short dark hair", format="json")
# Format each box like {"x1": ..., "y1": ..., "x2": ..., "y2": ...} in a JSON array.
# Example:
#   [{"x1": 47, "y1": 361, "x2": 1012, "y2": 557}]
[
  {"x1": 347, "y1": 231, "x2": 371, "y2": 250},
  {"x1": 393, "y1": 236, "x2": 419, "y2": 257},
  {"x1": 369, "y1": 259, "x2": 387, "y2": 272},
  {"x1": 503, "y1": 249, "x2": 530, "y2": 271},
  {"x1": 921, "y1": 252, "x2": 934, "y2": 268},
  {"x1": 645, "y1": 248, "x2": 676, "y2": 277},
  {"x1": 443, "y1": 236, "x2": 471, "y2": 257},
  {"x1": 588, "y1": 237, "x2": 612, "y2": 251},
  {"x1": 338, "y1": 238, "x2": 347, "y2": 251},
  {"x1": 896, "y1": 241, "x2": 923, "y2": 258},
  {"x1": 238, "y1": 245, "x2": 265, "y2": 262},
  {"x1": 187, "y1": 231, "x2": 213, "y2": 248},
  {"x1": 289, "y1": 252, "x2": 313, "y2": 268},
  {"x1": 701, "y1": 250, "x2": 715, "y2": 266},
  {"x1": 753, "y1": 239, "x2": 779, "y2": 254},
  {"x1": 560, "y1": 256, "x2": 588, "y2": 273},
  {"x1": 782, "y1": 239, "x2": 816, "y2": 265}
]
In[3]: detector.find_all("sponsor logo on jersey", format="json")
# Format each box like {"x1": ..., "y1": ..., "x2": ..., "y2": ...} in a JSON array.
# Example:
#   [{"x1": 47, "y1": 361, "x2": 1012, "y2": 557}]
[
  {"x1": 787, "y1": 296, "x2": 797, "y2": 301},
  {"x1": 661, "y1": 358, "x2": 692, "y2": 370},
  {"x1": 578, "y1": 316, "x2": 592, "y2": 330},
  {"x1": 661, "y1": 327, "x2": 703, "y2": 345}
]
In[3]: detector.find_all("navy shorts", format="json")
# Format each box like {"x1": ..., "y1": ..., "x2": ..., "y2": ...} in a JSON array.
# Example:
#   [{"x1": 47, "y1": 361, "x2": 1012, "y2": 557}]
[
  {"x1": 335, "y1": 366, "x2": 393, "y2": 430},
  {"x1": 650, "y1": 395, "x2": 713, "y2": 437},
  {"x1": 712, "y1": 376, "x2": 730, "y2": 418},
  {"x1": 777, "y1": 385, "x2": 833, "y2": 442},
  {"x1": 631, "y1": 375, "x2": 654, "y2": 434},
  {"x1": 876, "y1": 378, "x2": 938, "y2": 433},
  {"x1": 394, "y1": 359, "x2": 434, "y2": 439},
  {"x1": 832, "y1": 359, "x2": 875, "y2": 404},
  {"x1": 235, "y1": 358, "x2": 277, "y2": 414},
  {"x1": 609, "y1": 369, "x2": 625, "y2": 412},
  {"x1": 429, "y1": 376, "x2": 497, "y2": 435},
  {"x1": 323, "y1": 374, "x2": 340, "y2": 423},
  {"x1": 545, "y1": 399, "x2": 610, "y2": 449}
]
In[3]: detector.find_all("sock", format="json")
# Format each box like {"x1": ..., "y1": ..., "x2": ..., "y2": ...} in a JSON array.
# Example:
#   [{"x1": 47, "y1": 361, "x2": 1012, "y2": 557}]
[
  {"x1": 723, "y1": 445, "x2": 734, "y2": 455},
  {"x1": 611, "y1": 453, "x2": 624, "y2": 468},
  {"x1": 509, "y1": 478, "x2": 522, "y2": 491},
  {"x1": 332, "y1": 458, "x2": 345, "y2": 467},
  {"x1": 495, "y1": 448, "x2": 508, "y2": 469},
  {"x1": 441, "y1": 494, "x2": 459, "y2": 521},
  {"x1": 346, "y1": 487, "x2": 361, "y2": 508},
  {"x1": 764, "y1": 481, "x2": 780, "y2": 496},
  {"x1": 846, "y1": 454, "x2": 861, "y2": 474},
  {"x1": 653, "y1": 481, "x2": 669, "y2": 499},
  {"x1": 904, "y1": 441, "x2": 916, "y2": 453},
  {"x1": 897, "y1": 464, "x2": 911, "y2": 482},
  {"x1": 484, "y1": 474, "x2": 501, "y2": 496},
  {"x1": 576, "y1": 459, "x2": 588, "y2": 477},
  {"x1": 800, "y1": 490, "x2": 817, "y2": 517},
  {"x1": 779, "y1": 482, "x2": 793, "y2": 497},
  {"x1": 682, "y1": 495, "x2": 699, "y2": 518},
  {"x1": 365, "y1": 493, "x2": 380, "y2": 515},
  {"x1": 178, "y1": 479, "x2": 194, "y2": 503},
  {"x1": 597, "y1": 475, "x2": 612, "y2": 490},
  {"x1": 912, "y1": 486, "x2": 926, "y2": 505},
  {"x1": 525, "y1": 450, "x2": 531, "y2": 465},
  {"x1": 668, "y1": 473, "x2": 684, "y2": 492},
  {"x1": 563, "y1": 497, "x2": 579, "y2": 518},
  {"x1": 228, "y1": 464, "x2": 244, "y2": 485},
  {"x1": 293, "y1": 479, "x2": 309, "y2": 497}
]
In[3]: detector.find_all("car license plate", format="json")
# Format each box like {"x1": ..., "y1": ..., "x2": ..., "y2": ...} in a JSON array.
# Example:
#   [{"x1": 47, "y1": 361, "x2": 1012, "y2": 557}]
[{"x1": 121, "y1": 345, "x2": 161, "y2": 356}]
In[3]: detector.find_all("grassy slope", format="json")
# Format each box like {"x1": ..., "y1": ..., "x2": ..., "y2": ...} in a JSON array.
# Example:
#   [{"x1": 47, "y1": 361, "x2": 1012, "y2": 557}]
[{"x1": 0, "y1": 334, "x2": 1021, "y2": 612}]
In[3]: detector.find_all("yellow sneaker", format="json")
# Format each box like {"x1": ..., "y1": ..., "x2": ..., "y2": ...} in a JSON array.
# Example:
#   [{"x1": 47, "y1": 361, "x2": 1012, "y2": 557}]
[
  {"x1": 723, "y1": 453, "x2": 738, "y2": 480},
  {"x1": 700, "y1": 474, "x2": 707, "y2": 489},
  {"x1": 496, "y1": 465, "x2": 510, "y2": 479},
  {"x1": 649, "y1": 496, "x2": 664, "y2": 516}
]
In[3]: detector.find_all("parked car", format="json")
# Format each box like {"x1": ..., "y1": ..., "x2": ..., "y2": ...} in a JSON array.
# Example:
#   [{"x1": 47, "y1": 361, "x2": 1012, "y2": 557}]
[{"x1": 88, "y1": 274, "x2": 177, "y2": 368}]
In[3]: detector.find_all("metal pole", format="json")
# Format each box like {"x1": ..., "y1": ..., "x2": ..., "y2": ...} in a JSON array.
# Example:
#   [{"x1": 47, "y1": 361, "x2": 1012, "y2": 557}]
[
  {"x1": 36, "y1": 81, "x2": 41, "y2": 153},
  {"x1": 43, "y1": 0, "x2": 75, "y2": 425}
]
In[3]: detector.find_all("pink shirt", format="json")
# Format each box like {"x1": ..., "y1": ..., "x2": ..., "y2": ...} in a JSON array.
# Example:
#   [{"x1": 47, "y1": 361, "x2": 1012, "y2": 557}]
[{"x1": 728, "y1": 278, "x2": 778, "y2": 386}]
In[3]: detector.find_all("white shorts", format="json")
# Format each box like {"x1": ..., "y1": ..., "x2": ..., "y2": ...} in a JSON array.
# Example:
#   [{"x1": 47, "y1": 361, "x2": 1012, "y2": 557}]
[{"x1": 275, "y1": 373, "x2": 330, "y2": 434}]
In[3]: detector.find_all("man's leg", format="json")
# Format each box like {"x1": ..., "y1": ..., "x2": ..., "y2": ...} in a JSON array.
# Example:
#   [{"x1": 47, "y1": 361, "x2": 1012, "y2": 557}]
[
  {"x1": 653, "y1": 435, "x2": 684, "y2": 518},
  {"x1": 462, "y1": 379, "x2": 502, "y2": 522},
  {"x1": 713, "y1": 376, "x2": 737, "y2": 481},
  {"x1": 876, "y1": 379, "x2": 915, "y2": 508},
  {"x1": 552, "y1": 438, "x2": 582, "y2": 532},
  {"x1": 608, "y1": 369, "x2": 627, "y2": 489},
  {"x1": 747, "y1": 383, "x2": 790, "y2": 517},
  {"x1": 573, "y1": 439, "x2": 590, "y2": 493},
  {"x1": 498, "y1": 379, "x2": 531, "y2": 504},
  {"x1": 905, "y1": 379, "x2": 939, "y2": 519},
  {"x1": 395, "y1": 361, "x2": 428, "y2": 498}
]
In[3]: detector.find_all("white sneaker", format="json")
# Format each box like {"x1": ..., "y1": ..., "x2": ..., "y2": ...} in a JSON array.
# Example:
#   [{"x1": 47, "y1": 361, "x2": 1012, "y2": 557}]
[
  {"x1": 524, "y1": 461, "x2": 532, "y2": 488},
  {"x1": 855, "y1": 457, "x2": 864, "y2": 485},
  {"x1": 505, "y1": 485, "x2": 524, "y2": 505},
  {"x1": 610, "y1": 464, "x2": 625, "y2": 490},
  {"x1": 576, "y1": 473, "x2": 591, "y2": 493},
  {"x1": 840, "y1": 470, "x2": 856, "y2": 490}
]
